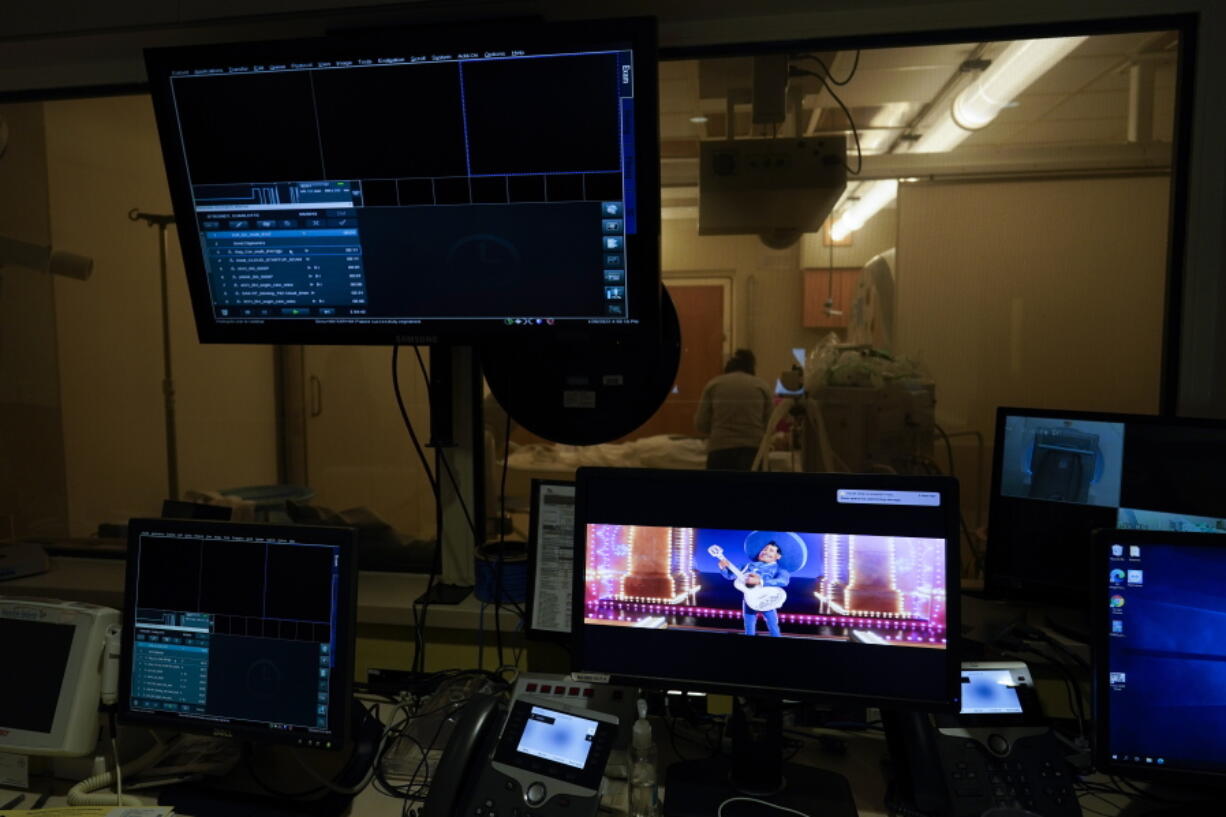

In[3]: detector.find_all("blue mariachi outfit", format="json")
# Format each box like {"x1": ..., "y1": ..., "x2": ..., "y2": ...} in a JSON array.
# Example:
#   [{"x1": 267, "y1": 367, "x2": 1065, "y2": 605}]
[{"x1": 720, "y1": 560, "x2": 791, "y2": 636}]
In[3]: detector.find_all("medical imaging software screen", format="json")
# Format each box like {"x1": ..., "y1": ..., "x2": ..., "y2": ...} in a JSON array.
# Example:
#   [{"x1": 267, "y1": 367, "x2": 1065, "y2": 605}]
[
  {"x1": 127, "y1": 530, "x2": 342, "y2": 739},
  {"x1": 165, "y1": 42, "x2": 641, "y2": 326}
]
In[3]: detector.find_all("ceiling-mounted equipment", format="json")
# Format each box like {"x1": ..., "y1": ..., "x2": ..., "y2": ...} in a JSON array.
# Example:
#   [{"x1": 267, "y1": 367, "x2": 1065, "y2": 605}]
[
  {"x1": 751, "y1": 54, "x2": 789, "y2": 126},
  {"x1": 699, "y1": 136, "x2": 847, "y2": 249}
]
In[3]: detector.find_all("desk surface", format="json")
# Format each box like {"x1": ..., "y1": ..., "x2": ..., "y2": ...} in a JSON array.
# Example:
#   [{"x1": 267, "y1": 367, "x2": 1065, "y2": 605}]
[
  {"x1": 0, "y1": 739, "x2": 896, "y2": 817},
  {"x1": 0, "y1": 556, "x2": 518, "y2": 631},
  {"x1": 0, "y1": 758, "x2": 1149, "y2": 817}
]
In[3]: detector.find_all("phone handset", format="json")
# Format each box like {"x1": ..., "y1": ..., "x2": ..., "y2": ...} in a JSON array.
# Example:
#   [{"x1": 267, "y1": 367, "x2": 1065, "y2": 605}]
[{"x1": 423, "y1": 694, "x2": 504, "y2": 817}]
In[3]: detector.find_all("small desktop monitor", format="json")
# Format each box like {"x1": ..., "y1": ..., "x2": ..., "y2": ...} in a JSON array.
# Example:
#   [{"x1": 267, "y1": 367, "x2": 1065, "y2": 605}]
[
  {"x1": 143, "y1": 17, "x2": 659, "y2": 345},
  {"x1": 118, "y1": 519, "x2": 357, "y2": 750},
  {"x1": 0, "y1": 597, "x2": 120, "y2": 756},
  {"x1": 986, "y1": 407, "x2": 1226, "y2": 604},
  {"x1": 573, "y1": 468, "x2": 960, "y2": 707},
  {"x1": 1095, "y1": 528, "x2": 1226, "y2": 794}
]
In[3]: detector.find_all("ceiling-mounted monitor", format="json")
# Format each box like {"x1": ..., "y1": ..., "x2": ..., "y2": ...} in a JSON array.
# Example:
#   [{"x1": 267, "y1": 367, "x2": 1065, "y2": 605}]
[{"x1": 144, "y1": 18, "x2": 659, "y2": 345}]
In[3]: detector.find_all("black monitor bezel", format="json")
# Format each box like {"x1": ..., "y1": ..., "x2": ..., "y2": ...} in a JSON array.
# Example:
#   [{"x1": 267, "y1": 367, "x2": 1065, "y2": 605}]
[
  {"x1": 143, "y1": 17, "x2": 660, "y2": 345},
  {"x1": 985, "y1": 405, "x2": 1226, "y2": 604},
  {"x1": 570, "y1": 467, "x2": 961, "y2": 711},
  {"x1": 118, "y1": 518, "x2": 358, "y2": 750},
  {"x1": 1092, "y1": 527, "x2": 1226, "y2": 785}
]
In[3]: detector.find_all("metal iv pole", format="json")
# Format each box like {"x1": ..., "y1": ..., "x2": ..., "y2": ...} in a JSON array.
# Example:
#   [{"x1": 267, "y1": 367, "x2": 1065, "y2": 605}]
[{"x1": 129, "y1": 209, "x2": 179, "y2": 501}]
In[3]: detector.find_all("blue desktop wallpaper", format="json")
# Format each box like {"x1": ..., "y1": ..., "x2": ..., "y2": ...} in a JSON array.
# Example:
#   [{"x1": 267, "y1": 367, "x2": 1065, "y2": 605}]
[{"x1": 1107, "y1": 544, "x2": 1226, "y2": 771}]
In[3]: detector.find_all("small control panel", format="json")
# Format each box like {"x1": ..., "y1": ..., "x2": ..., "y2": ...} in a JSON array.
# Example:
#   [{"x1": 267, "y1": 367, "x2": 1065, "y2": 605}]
[{"x1": 512, "y1": 674, "x2": 637, "y2": 749}]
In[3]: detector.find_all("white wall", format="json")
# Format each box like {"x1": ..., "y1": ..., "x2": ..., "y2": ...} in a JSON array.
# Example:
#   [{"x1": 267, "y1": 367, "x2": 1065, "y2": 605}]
[
  {"x1": 0, "y1": 102, "x2": 68, "y2": 536},
  {"x1": 45, "y1": 95, "x2": 279, "y2": 535},
  {"x1": 896, "y1": 175, "x2": 1168, "y2": 435},
  {"x1": 895, "y1": 174, "x2": 1169, "y2": 524}
]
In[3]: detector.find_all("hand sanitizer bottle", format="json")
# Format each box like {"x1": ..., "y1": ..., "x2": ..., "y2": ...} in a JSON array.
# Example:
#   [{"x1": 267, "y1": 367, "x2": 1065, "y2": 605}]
[{"x1": 629, "y1": 698, "x2": 659, "y2": 817}]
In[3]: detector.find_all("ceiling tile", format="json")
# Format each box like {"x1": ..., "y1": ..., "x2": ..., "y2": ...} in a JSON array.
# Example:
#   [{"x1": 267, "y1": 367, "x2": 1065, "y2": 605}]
[
  {"x1": 662, "y1": 31, "x2": 1181, "y2": 163},
  {"x1": 1002, "y1": 118, "x2": 1129, "y2": 146},
  {"x1": 1041, "y1": 90, "x2": 1129, "y2": 122},
  {"x1": 1069, "y1": 31, "x2": 1176, "y2": 57},
  {"x1": 1022, "y1": 55, "x2": 1126, "y2": 95}
]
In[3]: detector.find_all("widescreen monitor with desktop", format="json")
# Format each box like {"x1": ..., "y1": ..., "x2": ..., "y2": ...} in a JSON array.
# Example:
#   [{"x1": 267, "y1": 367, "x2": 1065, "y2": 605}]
[
  {"x1": 572, "y1": 467, "x2": 959, "y2": 817},
  {"x1": 986, "y1": 406, "x2": 1226, "y2": 604},
  {"x1": 142, "y1": 17, "x2": 659, "y2": 345},
  {"x1": 1095, "y1": 528, "x2": 1226, "y2": 815},
  {"x1": 118, "y1": 518, "x2": 358, "y2": 751}
]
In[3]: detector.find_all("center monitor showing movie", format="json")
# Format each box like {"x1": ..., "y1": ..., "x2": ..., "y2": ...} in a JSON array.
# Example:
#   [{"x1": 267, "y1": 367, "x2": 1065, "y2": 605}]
[
  {"x1": 143, "y1": 18, "x2": 659, "y2": 345},
  {"x1": 573, "y1": 469, "x2": 960, "y2": 709}
]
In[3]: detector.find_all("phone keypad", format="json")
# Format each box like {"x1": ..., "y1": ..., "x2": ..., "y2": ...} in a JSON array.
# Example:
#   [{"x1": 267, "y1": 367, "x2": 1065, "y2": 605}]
[{"x1": 939, "y1": 735, "x2": 1079, "y2": 817}]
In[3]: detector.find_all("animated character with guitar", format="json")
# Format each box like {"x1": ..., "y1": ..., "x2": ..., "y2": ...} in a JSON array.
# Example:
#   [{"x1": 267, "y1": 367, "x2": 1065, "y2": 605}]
[{"x1": 710, "y1": 539, "x2": 791, "y2": 636}]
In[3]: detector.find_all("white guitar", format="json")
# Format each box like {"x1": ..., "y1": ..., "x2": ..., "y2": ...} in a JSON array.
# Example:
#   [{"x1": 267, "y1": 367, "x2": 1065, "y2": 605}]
[{"x1": 707, "y1": 544, "x2": 787, "y2": 612}]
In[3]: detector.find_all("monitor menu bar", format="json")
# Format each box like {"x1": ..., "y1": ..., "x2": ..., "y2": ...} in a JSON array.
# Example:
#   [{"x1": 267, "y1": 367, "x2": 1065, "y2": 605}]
[{"x1": 169, "y1": 48, "x2": 630, "y2": 79}]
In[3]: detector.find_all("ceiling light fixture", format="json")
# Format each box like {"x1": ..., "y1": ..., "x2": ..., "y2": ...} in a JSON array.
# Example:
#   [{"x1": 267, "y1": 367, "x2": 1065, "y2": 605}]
[
  {"x1": 830, "y1": 34, "x2": 1087, "y2": 237},
  {"x1": 689, "y1": 115, "x2": 709, "y2": 124},
  {"x1": 913, "y1": 34, "x2": 1087, "y2": 154},
  {"x1": 829, "y1": 180, "x2": 898, "y2": 241},
  {"x1": 951, "y1": 36, "x2": 1087, "y2": 130}
]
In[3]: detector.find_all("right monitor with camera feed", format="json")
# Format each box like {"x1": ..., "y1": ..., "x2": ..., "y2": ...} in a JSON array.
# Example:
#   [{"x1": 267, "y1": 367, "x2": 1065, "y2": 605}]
[{"x1": 986, "y1": 407, "x2": 1226, "y2": 603}]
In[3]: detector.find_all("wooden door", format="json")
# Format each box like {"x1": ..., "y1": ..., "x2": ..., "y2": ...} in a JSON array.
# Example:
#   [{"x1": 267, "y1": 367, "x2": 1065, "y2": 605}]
[{"x1": 626, "y1": 282, "x2": 727, "y2": 440}]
